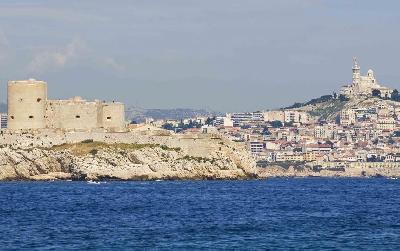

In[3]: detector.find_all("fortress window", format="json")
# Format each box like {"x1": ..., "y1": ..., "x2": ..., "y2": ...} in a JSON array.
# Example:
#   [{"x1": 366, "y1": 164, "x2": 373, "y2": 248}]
[
  {"x1": 107, "y1": 116, "x2": 112, "y2": 120},
  {"x1": 29, "y1": 115, "x2": 34, "y2": 119},
  {"x1": 10, "y1": 116, "x2": 14, "y2": 119},
  {"x1": 37, "y1": 98, "x2": 42, "y2": 102},
  {"x1": 75, "y1": 115, "x2": 81, "y2": 119}
]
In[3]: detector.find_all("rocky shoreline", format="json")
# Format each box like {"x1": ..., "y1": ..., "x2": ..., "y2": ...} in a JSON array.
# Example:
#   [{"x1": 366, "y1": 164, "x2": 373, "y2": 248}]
[
  {"x1": 257, "y1": 164, "x2": 400, "y2": 179},
  {"x1": 1, "y1": 128, "x2": 399, "y2": 181},
  {"x1": 0, "y1": 129, "x2": 256, "y2": 181}
]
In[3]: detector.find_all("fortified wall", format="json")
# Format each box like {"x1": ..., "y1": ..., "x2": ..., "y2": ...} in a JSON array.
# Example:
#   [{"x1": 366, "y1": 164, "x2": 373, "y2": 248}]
[{"x1": 7, "y1": 79, "x2": 126, "y2": 132}]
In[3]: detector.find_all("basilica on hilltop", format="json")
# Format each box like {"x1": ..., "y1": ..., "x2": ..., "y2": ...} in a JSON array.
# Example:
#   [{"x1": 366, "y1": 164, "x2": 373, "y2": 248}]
[{"x1": 340, "y1": 58, "x2": 393, "y2": 98}]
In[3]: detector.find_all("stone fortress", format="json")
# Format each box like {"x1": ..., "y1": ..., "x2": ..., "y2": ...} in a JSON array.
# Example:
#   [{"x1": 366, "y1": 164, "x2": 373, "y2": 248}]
[
  {"x1": 340, "y1": 58, "x2": 393, "y2": 98},
  {"x1": 7, "y1": 79, "x2": 126, "y2": 132}
]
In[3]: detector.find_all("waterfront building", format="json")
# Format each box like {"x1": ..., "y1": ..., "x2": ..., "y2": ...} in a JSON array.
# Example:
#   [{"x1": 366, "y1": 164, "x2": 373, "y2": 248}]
[{"x1": 0, "y1": 113, "x2": 7, "y2": 129}]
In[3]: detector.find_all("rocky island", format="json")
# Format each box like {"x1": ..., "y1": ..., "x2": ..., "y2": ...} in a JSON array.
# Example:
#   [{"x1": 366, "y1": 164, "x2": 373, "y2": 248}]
[
  {"x1": 1, "y1": 125, "x2": 400, "y2": 181},
  {"x1": 0, "y1": 127, "x2": 256, "y2": 181}
]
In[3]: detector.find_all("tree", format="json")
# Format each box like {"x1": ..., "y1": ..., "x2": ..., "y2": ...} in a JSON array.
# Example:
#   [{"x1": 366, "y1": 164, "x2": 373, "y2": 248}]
[
  {"x1": 262, "y1": 127, "x2": 271, "y2": 135},
  {"x1": 162, "y1": 123, "x2": 174, "y2": 131},
  {"x1": 205, "y1": 117, "x2": 215, "y2": 125},
  {"x1": 372, "y1": 89, "x2": 381, "y2": 97},
  {"x1": 270, "y1": 120, "x2": 283, "y2": 128},
  {"x1": 367, "y1": 155, "x2": 378, "y2": 162},
  {"x1": 285, "y1": 121, "x2": 294, "y2": 127},
  {"x1": 339, "y1": 94, "x2": 349, "y2": 102},
  {"x1": 391, "y1": 89, "x2": 400, "y2": 101}
]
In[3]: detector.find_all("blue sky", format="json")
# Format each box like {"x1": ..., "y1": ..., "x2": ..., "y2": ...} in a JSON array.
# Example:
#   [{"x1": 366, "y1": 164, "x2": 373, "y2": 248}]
[{"x1": 0, "y1": 0, "x2": 399, "y2": 111}]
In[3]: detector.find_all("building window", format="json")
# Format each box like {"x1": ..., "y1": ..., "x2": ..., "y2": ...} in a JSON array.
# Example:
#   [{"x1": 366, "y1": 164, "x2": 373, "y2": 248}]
[
  {"x1": 37, "y1": 98, "x2": 42, "y2": 102},
  {"x1": 29, "y1": 115, "x2": 34, "y2": 119},
  {"x1": 107, "y1": 116, "x2": 112, "y2": 120},
  {"x1": 19, "y1": 98, "x2": 23, "y2": 102},
  {"x1": 10, "y1": 116, "x2": 14, "y2": 119},
  {"x1": 75, "y1": 115, "x2": 80, "y2": 119}
]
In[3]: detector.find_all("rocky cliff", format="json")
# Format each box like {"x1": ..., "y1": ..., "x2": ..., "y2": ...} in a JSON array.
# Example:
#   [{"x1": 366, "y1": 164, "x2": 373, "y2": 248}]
[{"x1": 0, "y1": 130, "x2": 256, "y2": 181}]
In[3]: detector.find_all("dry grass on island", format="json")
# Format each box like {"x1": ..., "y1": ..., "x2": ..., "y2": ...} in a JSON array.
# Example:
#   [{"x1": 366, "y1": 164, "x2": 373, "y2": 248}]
[{"x1": 50, "y1": 139, "x2": 181, "y2": 157}]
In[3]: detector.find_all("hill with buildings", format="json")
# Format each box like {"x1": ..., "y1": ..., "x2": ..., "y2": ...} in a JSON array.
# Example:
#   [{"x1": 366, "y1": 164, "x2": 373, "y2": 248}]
[
  {"x1": 283, "y1": 58, "x2": 400, "y2": 122},
  {"x1": 285, "y1": 92, "x2": 400, "y2": 123},
  {"x1": 219, "y1": 58, "x2": 400, "y2": 177}
]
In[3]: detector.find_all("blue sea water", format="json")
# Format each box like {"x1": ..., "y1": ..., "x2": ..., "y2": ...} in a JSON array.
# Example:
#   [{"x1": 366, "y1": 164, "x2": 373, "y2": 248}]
[{"x1": 1, "y1": 178, "x2": 400, "y2": 250}]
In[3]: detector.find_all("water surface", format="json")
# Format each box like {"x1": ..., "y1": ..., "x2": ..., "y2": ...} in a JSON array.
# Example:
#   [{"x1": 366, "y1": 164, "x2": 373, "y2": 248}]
[{"x1": 1, "y1": 178, "x2": 399, "y2": 249}]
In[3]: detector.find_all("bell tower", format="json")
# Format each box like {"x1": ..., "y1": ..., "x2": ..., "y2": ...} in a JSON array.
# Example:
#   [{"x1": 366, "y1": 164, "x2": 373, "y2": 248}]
[
  {"x1": 352, "y1": 57, "x2": 361, "y2": 87},
  {"x1": 352, "y1": 57, "x2": 361, "y2": 86}
]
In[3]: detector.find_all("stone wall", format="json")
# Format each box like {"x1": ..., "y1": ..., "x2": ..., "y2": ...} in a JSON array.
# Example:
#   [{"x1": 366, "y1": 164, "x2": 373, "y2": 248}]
[
  {"x1": 46, "y1": 98, "x2": 126, "y2": 132},
  {"x1": 46, "y1": 98, "x2": 102, "y2": 131}
]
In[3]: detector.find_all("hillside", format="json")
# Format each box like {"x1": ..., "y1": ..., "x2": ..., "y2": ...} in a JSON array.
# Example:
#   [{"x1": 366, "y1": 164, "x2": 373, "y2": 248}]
[{"x1": 286, "y1": 94, "x2": 400, "y2": 122}]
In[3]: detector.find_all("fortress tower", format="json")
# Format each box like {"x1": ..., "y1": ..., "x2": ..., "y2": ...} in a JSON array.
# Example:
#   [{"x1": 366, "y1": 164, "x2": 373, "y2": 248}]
[{"x1": 7, "y1": 79, "x2": 48, "y2": 130}]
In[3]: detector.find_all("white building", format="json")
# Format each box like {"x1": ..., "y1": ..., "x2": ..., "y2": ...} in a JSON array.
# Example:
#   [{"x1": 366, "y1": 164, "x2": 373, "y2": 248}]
[
  {"x1": 340, "y1": 58, "x2": 393, "y2": 98},
  {"x1": 284, "y1": 110, "x2": 309, "y2": 124},
  {"x1": 263, "y1": 111, "x2": 285, "y2": 122},
  {"x1": 0, "y1": 113, "x2": 7, "y2": 129},
  {"x1": 249, "y1": 141, "x2": 264, "y2": 155},
  {"x1": 340, "y1": 109, "x2": 356, "y2": 126}
]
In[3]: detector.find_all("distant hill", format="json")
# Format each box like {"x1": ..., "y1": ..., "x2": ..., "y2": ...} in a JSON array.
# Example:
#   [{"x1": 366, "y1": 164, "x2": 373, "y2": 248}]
[
  {"x1": 125, "y1": 106, "x2": 222, "y2": 123},
  {"x1": 0, "y1": 103, "x2": 220, "y2": 122}
]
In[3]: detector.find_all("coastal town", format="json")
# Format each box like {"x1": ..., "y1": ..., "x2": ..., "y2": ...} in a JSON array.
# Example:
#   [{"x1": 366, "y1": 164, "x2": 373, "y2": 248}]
[
  {"x1": 1, "y1": 58, "x2": 400, "y2": 180},
  {"x1": 152, "y1": 58, "x2": 400, "y2": 171}
]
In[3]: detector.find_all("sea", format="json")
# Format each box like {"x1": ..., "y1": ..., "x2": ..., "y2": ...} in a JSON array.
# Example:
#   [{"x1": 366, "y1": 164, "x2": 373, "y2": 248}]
[{"x1": 1, "y1": 178, "x2": 400, "y2": 250}]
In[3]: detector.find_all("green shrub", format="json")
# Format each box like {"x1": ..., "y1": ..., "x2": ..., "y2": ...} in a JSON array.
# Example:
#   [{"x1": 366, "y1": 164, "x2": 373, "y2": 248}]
[{"x1": 89, "y1": 149, "x2": 98, "y2": 156}]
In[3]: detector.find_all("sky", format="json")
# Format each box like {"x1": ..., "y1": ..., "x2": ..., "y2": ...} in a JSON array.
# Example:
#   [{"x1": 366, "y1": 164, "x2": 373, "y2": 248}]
[{"x1": 0, "y1": 0, "x2": 400, "y2": 112}]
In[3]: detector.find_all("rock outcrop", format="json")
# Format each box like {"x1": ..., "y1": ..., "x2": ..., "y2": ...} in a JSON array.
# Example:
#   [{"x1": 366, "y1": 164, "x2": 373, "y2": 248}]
[{"x1": 0, "y1": 130, "x2": 256, "y2": 181}]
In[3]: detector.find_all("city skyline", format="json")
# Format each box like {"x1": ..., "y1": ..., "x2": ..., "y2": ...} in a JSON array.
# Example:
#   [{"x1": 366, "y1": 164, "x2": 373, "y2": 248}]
[{"x1": 0, "y1": 0, "x2": 400, "y2": 112}]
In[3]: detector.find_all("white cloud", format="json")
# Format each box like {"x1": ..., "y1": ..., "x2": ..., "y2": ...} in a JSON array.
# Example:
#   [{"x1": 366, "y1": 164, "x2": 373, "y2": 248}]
[
  {"x1": 27, "y1": 38, "x2": 86, "y2": 74},
  {"x1": 27, "y1": 38, "x2": 128, "y2": 77},
  {"x1": 101, "y1": 57, "x2": 126, "y2": 76},
  {"x1": 0, "y1": 3, "x2": 109, "y2": 23}
]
